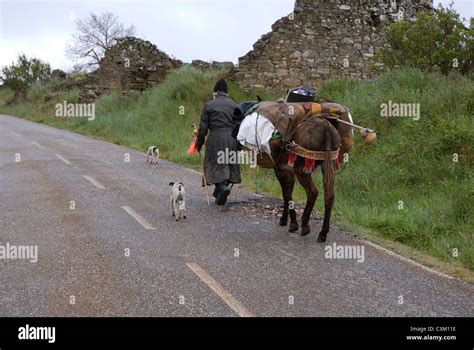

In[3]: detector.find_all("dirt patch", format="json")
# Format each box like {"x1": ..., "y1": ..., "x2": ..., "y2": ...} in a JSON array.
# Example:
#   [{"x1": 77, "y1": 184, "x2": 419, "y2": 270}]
[{"x1": 227, "y1": 197, "x2": 322, "y2": 221}]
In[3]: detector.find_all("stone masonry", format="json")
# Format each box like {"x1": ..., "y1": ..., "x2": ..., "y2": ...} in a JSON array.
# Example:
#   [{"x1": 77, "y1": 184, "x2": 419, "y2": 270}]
[
  {"x1": 233, "y1": 0, "x2": 433, "y2": 91},
  {"x1": 91, "y1": 36, "x2": 182, "y2": 94}
]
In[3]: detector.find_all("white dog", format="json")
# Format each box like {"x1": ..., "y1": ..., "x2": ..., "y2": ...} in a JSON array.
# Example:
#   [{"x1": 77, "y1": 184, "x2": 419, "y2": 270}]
[
  {"x1": 169, "y1": 182, "x2": 186, "y2": 221},
  {"x1": 146, "y1": 146, "x2": 159, "y2": 164}
]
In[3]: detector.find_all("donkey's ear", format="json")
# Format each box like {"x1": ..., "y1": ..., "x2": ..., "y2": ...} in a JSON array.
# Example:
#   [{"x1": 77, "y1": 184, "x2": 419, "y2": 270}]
[
  {"x1": 256, "y1": 95, "x2": 262, "y2": 102},
  {"x1": 169, "y1": 182, "x2": 175, "y2": 186}
]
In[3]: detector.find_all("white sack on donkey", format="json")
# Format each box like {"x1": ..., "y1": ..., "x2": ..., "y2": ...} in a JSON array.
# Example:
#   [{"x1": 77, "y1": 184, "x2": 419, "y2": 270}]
[{"x1": 236, "y1": 112, "x2": 275, "y2": 157}]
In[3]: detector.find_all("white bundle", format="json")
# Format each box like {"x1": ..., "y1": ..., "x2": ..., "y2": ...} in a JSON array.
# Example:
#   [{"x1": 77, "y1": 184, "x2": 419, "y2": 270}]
[{"x1": 236, "y1": 112, "x2": 276, "y2": 156}]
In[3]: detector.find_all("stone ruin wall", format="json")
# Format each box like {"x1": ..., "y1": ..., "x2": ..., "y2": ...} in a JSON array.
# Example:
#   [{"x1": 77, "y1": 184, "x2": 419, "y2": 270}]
[
  {"x1": 77, "y1": 37, "x2": 235, "y2": 100},
  {"x1": 233, "y1": 0, "x2": 433, "y2": 91},
  {"x1": 90, "y1": 36, "x2": 183, "y2": 95},
  {"x1": 73, "y1": 0, "x2": 433, "y2": 100}
]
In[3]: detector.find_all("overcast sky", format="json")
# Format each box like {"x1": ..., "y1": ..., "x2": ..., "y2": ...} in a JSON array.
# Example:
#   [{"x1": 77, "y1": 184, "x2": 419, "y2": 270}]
[{"x1": 0, "y1": 0, "x2": 472, "y2": 71}]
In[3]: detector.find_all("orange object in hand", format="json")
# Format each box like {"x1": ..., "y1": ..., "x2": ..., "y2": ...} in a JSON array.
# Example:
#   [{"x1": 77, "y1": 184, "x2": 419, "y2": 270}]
[
  {"x1": 187, "y1": 124, "x2": 199, "y2": 154},
  {"x1": 187, "y1": 140, "x2": 197, "y2": 154}
]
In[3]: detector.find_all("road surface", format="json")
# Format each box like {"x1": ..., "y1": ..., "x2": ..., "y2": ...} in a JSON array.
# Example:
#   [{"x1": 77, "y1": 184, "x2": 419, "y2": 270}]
[{"x1": 1, "y1": 114, "x2": 473, "y2": 317}]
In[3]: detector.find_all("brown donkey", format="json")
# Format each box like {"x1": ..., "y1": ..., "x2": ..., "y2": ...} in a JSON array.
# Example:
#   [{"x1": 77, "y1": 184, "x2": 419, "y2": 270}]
[
  {"x1": 252, "y1": 101, "x2": 352, "y2": 242},
  {"x1": 271, "y1": 118, "x2": 340, "y2": 241}
]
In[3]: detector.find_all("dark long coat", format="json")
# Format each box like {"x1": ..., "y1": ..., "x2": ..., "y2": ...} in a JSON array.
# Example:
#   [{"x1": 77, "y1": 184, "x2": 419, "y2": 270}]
[{"x1": 196, "y1": 93, "x2": 241, "y2": 185}]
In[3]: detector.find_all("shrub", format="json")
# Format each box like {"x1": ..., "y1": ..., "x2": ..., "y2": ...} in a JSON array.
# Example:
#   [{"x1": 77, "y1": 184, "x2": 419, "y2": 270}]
[
  {"x1": 27, "y1": 83, "x2": 49, "y2": 103},
  {"x1": 0, "y1": 54, "x2": 51, "y2": 94},
  {"x1": 0, "y1": 87, "x2": 15, "y2": 106},
  {"x1": 377, "y1": 5, "x2": 473, "y2": 75}
]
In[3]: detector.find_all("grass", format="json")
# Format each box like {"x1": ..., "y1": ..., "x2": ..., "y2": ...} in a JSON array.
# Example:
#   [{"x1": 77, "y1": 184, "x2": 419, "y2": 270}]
[
  {"x1": 315, "y1": 69, "x2": 473, "y2": 272},
  {"x1": 1, "y1": 66, "x2": 473, "y2": 274}
]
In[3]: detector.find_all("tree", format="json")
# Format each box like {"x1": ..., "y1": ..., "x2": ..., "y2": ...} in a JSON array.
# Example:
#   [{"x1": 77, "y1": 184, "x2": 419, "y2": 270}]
[
  {"x1": 0, "y1": 54, "x2": 51, "y2": 94},
  {"x1": 66, "y1": 12, "x2": 136, "y2": 71},
  {"x1": 377, "y1": 4, "x2": 473, "y2": 75}
]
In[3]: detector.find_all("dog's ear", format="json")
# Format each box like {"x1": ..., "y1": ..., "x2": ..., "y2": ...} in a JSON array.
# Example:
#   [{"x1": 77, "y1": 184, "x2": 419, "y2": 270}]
[
  {"x1": 169, "y1": 182, "x2": 175, "y2": 186},
  {"x1": 179, "y1": 182, "x2": 184, "y2": 186}
]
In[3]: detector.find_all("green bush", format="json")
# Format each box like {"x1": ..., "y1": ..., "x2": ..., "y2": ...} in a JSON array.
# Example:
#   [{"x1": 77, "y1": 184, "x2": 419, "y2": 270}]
[
  {"x1": 0, "y1": 54, "x2": 51, "y2": 94},
  {"x1": 0, "y1": 87, "x2": 15, "y2": 106},
  {"x1": 26, "y1": 83, "x2": 49, "y2": 103},
  {"x1": 377, "y1": 5, "x2": 473, "y2": 75},
  {"x1": 56, "y1": 89, "x2": 81, "y2": 104}
]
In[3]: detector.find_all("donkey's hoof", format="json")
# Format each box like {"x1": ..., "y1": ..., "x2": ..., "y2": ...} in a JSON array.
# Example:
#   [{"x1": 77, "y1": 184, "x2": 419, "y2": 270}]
[
  {"x1": 301, "y1": 225, "x2": 311, "y2": 236},
  {"x1": 317, "y1": 232, "x2": 327, "y2": 242},
  {"x1": 288, "y1": 222, "x2": 299, "y2": 232},
  {"x1": 279, "y1": 217, "x2": 288, "y2": 226}
]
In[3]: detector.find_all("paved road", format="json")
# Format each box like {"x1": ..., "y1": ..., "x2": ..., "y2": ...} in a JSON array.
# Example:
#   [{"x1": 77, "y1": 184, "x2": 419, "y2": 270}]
[{"x1": 1, "y1": 114, "x2": 473, "y2": 317}]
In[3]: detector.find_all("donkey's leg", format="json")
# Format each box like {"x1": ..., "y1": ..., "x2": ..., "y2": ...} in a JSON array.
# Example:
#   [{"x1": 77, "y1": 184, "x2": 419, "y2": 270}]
[
  {"x1": 288, "y1": 176, "x2": 299, "y2": 233},
  {"x1": 274, "y1": 167, "x2": 289, "y2": 226},
  {"x1": 274, "y1": 167, "x2": 298, "y2": 232},
  {"x1": 295, "y1": 171, "x2": 318, "y2": 236},
  {"x1": 318, "y1": 159, "x2": 336, "y2": 242}
]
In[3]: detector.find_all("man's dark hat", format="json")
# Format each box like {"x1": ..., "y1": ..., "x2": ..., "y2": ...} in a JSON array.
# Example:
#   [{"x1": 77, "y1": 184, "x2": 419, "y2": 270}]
[{"x1": 213, "y1": 79, "x2": 228, "y2": 93}]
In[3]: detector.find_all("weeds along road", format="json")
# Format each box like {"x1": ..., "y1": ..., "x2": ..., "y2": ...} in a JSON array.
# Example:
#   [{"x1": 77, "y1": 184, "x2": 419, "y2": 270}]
[{"x1": 1, "y1": 114, "x2": 473, "y2": 317}]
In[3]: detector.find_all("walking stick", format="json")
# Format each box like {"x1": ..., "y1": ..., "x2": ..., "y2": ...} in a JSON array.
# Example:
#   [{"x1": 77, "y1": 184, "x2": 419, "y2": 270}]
[{"x1": 199, "y1": 151, "x2": 210, "y2": 206}]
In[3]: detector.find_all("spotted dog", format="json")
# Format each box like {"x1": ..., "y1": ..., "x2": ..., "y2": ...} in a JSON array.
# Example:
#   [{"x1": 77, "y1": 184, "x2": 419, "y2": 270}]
[
  {"x1": 169, "y1": 182, "x2": 186, "y2": 221},
  {"x1": 146, "y1": 146, "x2": 159, "y2": 164}
]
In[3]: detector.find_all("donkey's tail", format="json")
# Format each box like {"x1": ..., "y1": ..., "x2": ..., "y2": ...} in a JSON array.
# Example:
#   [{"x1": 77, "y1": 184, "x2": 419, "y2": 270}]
[{"x1": 323, "y1": 124, "x2": 335, "y2": 199}]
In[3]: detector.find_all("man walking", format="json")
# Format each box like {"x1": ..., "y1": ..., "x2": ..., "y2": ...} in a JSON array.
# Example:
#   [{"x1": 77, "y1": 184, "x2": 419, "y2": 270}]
[{"x1": 196, "y1": 79, "x2": 241, "y2": 205}]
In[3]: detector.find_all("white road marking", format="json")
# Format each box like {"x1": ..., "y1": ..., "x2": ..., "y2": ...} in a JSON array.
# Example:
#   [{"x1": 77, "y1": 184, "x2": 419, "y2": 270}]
[
  {"x1": 31, "y1": 141, "x2": 45, "y2": 149},
  {"x1": 121, "y1": 206, "x2": 156, "y2": 230},
  {"x1": 55, "y1": 154, "x2": 71, "y2": 164},
  {"x1": 186, "y1": 262, "x2": 255, "y2": 317},
  {"x1": 10, "y1": 132, "x2": 23, "y2": 137},
  {"x1": 83, "y1": 175, "x2": 105, "y2": 190},
  {"x1": 363, "y1": 240, "x2": 454, "y2": 280}
]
